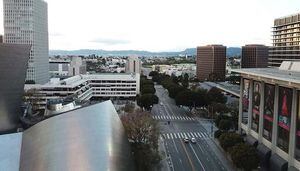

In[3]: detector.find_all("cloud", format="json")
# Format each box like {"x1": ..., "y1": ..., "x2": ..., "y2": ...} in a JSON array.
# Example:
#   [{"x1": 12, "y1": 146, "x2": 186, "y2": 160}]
[
  {"x1": 89, "y1": 38, "x2": 130, "y2": 45},
  {"x1": 50, "y1": 32, "x2": 64, "y2": 37}
]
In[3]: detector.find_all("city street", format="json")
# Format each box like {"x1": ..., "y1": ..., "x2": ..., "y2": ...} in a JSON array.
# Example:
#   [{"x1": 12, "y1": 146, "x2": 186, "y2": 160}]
[{"x1": 152, "y1": 85, "x2": 233, "y2": 171}]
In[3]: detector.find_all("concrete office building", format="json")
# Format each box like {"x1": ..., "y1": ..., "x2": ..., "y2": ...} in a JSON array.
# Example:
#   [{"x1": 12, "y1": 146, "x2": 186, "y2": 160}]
[
  {"x1": 125, "y1": 56, "x2": 141, "y2": 74},
  {"x1": 68, "y1": 57, "x2": 87, "y2": 76},
  {"x1": 0, "y1": 44, "x2": 31, "y2": 133},
  {"x1": 24, "y1": 73, "x2": 140, "y2": 110},
  {"x1": 269, "y1": 13, "x2": 300, "y2": 67},
  {"x1": 233, "y1": 61, "x2": 300, "y2": 170},
  {"x1": 3, "y1": 0, "x2": 49, "y2": 84},
  {"x1": 196, "y1": 45, "x2": 226, "y2": 81},
  {"x1": 241, "y1": 44, "x2": 269, "y2": 68}
]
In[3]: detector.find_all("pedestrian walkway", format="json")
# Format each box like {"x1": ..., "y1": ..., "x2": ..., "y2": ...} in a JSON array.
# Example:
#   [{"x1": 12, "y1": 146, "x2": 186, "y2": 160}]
[
  {"x1": 160, "y1": 132, "x2": 211, "y2": 140},
  {"x1": 152, "y1": 115, "x2": 195, "y2": 121}
]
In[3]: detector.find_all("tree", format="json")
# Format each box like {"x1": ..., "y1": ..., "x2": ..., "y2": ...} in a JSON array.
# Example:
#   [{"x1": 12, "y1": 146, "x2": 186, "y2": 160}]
[
  {"x1": 141, "y1": 85, "x2": 156, "y2": 94},
  {"x1": 182, "y1": 73, "x2": 189, "y2": 88},
  {"x1": 207, "y1": 87, "x2": 227, "y2": 104},
  {"x1": 137, "y1": 94, "x2": 159, "y2": 110},
  {"x1": 229, "y1": 143, "x2": 259, "y2": 171},
  {"x1": 123, "y1": 102, "x2": 135, "y2": 113},
  {"x1": 218, "y1": 119, "x2": 231, "y2": 131},
  {"x1": 121, "y1": 110, "x2": 161, "y2": 171},
  {"x1": 219, "y1": 132, "x2": 243, "y2": 151},
  {"x1": 149, "y1": 71, "x2": 159, "y2": 77},
  {"x1": 175, "y1": 90, "x2": 194, "y2": 108}
]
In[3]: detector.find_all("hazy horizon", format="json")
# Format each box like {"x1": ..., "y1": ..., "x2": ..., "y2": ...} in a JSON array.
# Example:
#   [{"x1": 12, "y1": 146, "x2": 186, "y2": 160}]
[{"x1": 0, "y1": 0, "x2": 299, "y2": 51}]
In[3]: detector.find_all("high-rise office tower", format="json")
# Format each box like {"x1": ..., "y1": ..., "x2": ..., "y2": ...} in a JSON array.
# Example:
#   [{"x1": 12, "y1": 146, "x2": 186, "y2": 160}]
[
  {"x1": 241, "y1": 44, "x2": 268, "y2": 68},
  {"x1": 269, "y1": 13, "x2": 300, "y2": 67},
  {"x1": 196, "y1": 45, "x2": 226, "y2": 81},
  {"x1": 125, "y1": 56, "x2": 141, "y2": 74},
  {"x1": 3, "y1": 0, "x2": 49, "y2": 84}
]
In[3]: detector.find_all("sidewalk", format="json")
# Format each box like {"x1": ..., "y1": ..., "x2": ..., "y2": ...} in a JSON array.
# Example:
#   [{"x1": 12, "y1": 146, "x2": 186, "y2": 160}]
[{"x1": 155, "y1": 137, "x2": 172, "y2": 171}]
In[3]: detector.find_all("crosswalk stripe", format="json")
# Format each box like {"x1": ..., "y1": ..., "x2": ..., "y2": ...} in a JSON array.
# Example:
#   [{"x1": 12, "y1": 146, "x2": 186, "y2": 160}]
[
  {"x1": 190, "y1": 132, "x2": 195, "y2": 138},
  {"x1": 166, "y1": 134, "x2": 170, "y2": 139},
  {"x1": 186, "y1": 133, "x2": 191, "y2": 138},
  {"x1": 183, "y1": 133, "x2": 187, "y2": 138},
  {"x1": 177, "y1": 133, "x2": 181, "y2": 138},
  {"x1": 170, "y1": 133, "x2": 173, "y2": 139},
  {"x1": 197, "y1": 132, "x2": 201, "y2": 137},
  {"x1": 194, "y1": 132, "x2": 198, "y2": 138},
  {"x1": 176, "y1": 116, "x2": 180, "y2": 120},
  {"x1": 173, "y1": 133, "x2": 177, "y2": 139},
  {"x1": 200, "y1": 133, "x2": 205, "y2": 137},
  {"x1": 204, "y1": 132, "x2": 209, "y2": 137}
]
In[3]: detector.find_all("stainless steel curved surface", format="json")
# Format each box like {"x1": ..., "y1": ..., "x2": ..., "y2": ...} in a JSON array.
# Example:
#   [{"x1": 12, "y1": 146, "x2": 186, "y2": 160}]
[
  {"x1": 0, "y1": 44, "x2": 31, "y2": 133},
  {"x1": 20, "y1": 100, "x2": 135, "y2": 171}
]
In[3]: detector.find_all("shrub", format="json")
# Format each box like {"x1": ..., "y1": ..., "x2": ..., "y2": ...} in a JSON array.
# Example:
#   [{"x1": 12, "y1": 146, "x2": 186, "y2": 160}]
[
  {"x1": 229, "y1": 143, "x2": 259, "y2": 171},
  {"x1": 219, "y1": 132, "x2": 243, "y2": 151},
  {"x1": 214, "y1": 130, "x2": 223, "y2": 139}
]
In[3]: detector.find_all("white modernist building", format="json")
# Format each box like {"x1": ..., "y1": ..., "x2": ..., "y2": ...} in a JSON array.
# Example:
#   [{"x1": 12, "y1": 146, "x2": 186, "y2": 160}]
[
  {"x1": 3, "y1": 0, "x2": 49, "y2": 84},
  {"x1": 24, "y1": 73, "x2": 140, "y2": 110}
]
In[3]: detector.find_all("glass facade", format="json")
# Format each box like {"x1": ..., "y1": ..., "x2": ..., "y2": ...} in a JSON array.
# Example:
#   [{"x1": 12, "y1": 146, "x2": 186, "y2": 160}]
[
  {"x1": 242, "y1": 79, "x2": 250, "y2": 124},
  {"x1": 263, "y1": 84, "x2": 275, "y2": 141},
  {"x1": 277, "y1": 87, "x2": 293, "y2": 152},
  {"x1": 251, "y1": 81, "x2": 261, "y2": 132}
]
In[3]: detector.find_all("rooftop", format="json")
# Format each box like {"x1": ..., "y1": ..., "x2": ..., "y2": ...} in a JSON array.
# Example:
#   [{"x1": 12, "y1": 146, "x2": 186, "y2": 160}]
[
  {"x1": 25, "y1": 73, "x2": 139, "y2": 89},
  {"x1": 232, "y1": 61, "x2": 300, "y2": 85}
]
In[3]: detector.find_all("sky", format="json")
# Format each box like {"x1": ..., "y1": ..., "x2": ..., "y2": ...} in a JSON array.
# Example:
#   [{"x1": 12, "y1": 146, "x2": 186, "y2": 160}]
[{"x1": 0, "y1": 0, "x2": 299, "y2": 51}]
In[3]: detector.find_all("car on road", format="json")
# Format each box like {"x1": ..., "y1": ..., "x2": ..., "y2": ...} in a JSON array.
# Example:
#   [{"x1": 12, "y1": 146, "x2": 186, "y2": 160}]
[
  {"x1": 183, "y1": 137, "x2": 189, "y2": 143},
  {"x1": 191, "y1": 137, "x2": 196, "y2": 144},
  {"x1": 160, "y1": 102, "x2": 163, "y2": 106}
]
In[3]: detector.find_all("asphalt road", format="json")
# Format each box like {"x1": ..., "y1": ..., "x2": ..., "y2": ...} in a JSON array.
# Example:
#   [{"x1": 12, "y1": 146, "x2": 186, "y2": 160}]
[{"x1": 152, "y1": 85, "x2": 229, "y2": 171}]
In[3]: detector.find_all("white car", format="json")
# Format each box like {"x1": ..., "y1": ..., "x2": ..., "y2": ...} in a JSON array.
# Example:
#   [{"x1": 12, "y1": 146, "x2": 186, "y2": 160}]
[
  {"x1": 160, "y1": 102, "x2": 163, "y2": 106},
  {"x1": 191, "y1": 137, "x2": 196, "y2": 144}
]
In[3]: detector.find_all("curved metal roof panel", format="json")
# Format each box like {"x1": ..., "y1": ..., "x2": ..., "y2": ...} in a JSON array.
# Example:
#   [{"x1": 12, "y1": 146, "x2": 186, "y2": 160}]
[{"x1": 19, "y1": 100, "x2": 135, "y2": 171}]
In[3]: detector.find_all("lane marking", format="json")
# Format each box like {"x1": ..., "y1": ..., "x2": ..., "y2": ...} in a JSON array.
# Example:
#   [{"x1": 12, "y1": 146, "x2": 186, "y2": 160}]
[
  {"x1": 180, "y1": 139, "x2": 196, "y2": 171},
  {"x1": 189, "y1": 143, "x2": 206, "y2": 171},
  {"x1": 173, "y1": 133, "x2": 177, "y2": 139}
]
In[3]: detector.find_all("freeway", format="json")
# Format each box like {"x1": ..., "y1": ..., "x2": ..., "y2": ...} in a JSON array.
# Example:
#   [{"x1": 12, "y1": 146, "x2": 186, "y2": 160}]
[{"x1": 152, "y1": 85, "x2": 233, "y2": 171}]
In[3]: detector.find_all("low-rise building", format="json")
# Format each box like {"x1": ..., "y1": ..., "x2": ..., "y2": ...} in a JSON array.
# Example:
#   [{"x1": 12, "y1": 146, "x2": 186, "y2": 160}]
[
  {"x1": 233, "y1": 61, "x2": 300, "y2": 170},
  {"x1": 24, "y1": 73, "x2": 140, "y2": 110},
  {"x1": 49, "y1": 56, "x2": 86, "y2": 78}
]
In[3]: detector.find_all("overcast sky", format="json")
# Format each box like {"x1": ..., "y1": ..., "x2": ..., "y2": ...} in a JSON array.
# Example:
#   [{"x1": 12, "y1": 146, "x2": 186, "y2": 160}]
[{"x1": 0, "y1": 0, "x2": 299, "y2": 51}]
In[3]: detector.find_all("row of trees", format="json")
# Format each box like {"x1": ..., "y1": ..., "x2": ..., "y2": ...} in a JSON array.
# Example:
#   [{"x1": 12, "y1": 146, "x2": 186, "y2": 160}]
[
  {"x1": 150, "y1": 71, "x2": 229, "y2": 118},
  {"x1": 136, "y1": 76, "x2": 159, "y2": 110},
  {"x1": 121, "y1": 110, "x2": 161, "y2": 170},
  {"x1": 216, "y1": 132, "x2": 259, "y2": 171}
]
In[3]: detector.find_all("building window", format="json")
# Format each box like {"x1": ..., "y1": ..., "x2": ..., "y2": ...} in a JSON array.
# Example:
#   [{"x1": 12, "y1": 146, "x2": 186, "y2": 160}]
[
  {"x1": 251, "y1": 81, "x2": 261, "y2": 132},
  {"x1": 263, "y1": 84, "x2": 275, "y2": 141},
  {"x1": 277, "y1": 87, "x2": 293, "y2": 153},
  {"x1": 242, "y1": 79, "x2": 250, "y2": 124}
]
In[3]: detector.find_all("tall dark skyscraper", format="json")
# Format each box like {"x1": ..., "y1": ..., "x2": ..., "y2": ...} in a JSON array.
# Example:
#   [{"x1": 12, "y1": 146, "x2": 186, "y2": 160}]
[
  {"x1": 241, "y1": 44, "x2": 268, "y2": 68},
  {"x1": 196, "y1": 45, "x2": 226, "y2": 81},
  {"x1": 269, "y1": 13, "x2": 300, "y2": 67}
]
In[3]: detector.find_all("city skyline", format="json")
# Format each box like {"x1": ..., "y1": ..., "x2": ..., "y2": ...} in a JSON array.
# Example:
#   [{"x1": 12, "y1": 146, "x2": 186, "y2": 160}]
[{"x1": 0, "y1": 0, "x2": 299, "y2": 51}]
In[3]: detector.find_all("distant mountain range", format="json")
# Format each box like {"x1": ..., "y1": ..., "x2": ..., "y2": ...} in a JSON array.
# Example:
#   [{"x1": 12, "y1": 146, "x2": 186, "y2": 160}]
[{"x1": 50, "y1": 47, "x2": 241, "y2": 57}]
